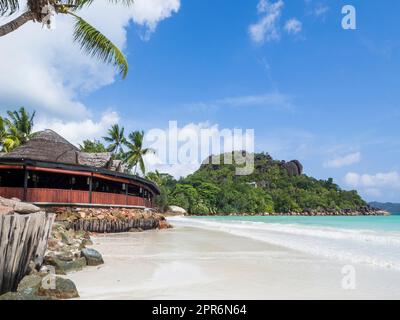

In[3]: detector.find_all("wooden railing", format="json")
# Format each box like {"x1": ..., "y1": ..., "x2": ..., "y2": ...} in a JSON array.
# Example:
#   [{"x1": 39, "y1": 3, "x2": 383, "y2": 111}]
[
  {"x1": 27, "y1": 188, "x2": 90, "y2": 204},
  {"x1": 0, "y1": 187, "x2": 24, "y2": 200},
  {"x1": 0, "y1": 187, "x2": 153, "y2": 208}
]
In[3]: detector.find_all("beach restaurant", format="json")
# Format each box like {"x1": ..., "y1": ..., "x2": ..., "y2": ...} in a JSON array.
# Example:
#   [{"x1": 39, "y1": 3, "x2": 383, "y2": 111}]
[{"x1": 0, "y1": 130, "x2": 159, "y2": 208}]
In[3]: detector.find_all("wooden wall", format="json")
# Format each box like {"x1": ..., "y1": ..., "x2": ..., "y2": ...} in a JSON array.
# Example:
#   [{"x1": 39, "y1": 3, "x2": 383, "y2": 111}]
[{"x1": 0, "y1": 187, "x2": 152, "y2": 208}]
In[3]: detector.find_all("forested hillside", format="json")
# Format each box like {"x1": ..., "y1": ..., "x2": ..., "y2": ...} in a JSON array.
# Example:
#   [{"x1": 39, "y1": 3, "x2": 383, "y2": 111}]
[{"x1": 151, "y1": 152, "x2": 368, "y2": 215}]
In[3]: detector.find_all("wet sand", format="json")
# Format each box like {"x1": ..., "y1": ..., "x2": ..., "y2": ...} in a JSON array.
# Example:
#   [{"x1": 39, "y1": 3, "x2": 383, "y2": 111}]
[{"x1": 69, "y1": 225, "x2": 400, "y2": 299}]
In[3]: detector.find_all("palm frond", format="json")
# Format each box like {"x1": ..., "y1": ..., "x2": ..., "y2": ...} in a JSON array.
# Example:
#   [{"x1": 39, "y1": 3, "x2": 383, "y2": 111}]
[
  {"x1": 72, "y1": 14, "x2": 128, "y2": 78},
  {"x1": 0, "y1": 0, "x2": 19, "y2": 16}
]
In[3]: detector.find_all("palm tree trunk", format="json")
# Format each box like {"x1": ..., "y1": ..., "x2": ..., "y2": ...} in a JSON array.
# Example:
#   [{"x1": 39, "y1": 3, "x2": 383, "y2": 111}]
[{"x1": 0, "y1": 11, "x2": 34, "y2": 37}]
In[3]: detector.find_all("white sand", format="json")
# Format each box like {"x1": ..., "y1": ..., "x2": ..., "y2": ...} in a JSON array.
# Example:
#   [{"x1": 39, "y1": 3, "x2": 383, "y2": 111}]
[{"x1": 69, "y1": 225, "x2": 400, "y2": 300}]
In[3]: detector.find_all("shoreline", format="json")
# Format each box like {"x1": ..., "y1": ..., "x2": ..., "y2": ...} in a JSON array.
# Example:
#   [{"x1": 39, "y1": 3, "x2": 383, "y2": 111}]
[
  {"x1": 68, "y1": 223, "x2": 400, "y2": 300},
  {"x1": 171, "y1": 211, "x2": 390, "y2": 217}
]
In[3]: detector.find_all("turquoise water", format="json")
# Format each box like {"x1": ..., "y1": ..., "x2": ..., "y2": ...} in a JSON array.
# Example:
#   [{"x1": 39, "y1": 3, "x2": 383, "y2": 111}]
[
  {"x1": 169, "y1": 214, "x2": 400, "y2": 270},
  {"x1": 191, "y1": 214, "x2": 400, "y2": 232}
]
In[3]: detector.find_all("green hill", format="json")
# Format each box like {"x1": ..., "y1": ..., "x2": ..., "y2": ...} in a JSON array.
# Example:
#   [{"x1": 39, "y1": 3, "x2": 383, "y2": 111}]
[{"x1": 153, "y1": 152, "x2": 371, "y2": 215}]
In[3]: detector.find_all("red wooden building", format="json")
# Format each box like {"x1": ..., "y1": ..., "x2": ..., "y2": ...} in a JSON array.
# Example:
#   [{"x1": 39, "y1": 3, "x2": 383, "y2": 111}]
[{"x1": 0, "y1": 130, "x2": 159, "y2": 208}]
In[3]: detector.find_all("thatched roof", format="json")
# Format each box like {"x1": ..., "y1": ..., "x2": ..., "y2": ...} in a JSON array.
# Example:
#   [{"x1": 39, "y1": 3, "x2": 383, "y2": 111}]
[
  {"x1": 109, "y1": 159, "x2": 128, "y2": 173},
  {"x1": 0, "y1": 130, "x2": 122, "y2": 171},
  {"x1": 77, "y1": 152, "x2": 112, "y2": 168},
  {"x1": 3, "y1": 130, "x2": 79, "y2": 164}
]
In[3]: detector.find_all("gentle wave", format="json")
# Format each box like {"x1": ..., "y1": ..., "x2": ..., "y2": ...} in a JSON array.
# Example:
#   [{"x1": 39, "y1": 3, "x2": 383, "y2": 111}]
[{"x1": 168, "y1": 216, "x2": 400, "y2": 271}]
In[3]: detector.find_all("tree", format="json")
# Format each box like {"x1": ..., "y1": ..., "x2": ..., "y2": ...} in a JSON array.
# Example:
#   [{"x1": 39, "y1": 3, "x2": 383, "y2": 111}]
[
  {"x1": 5, "y1": 107, "x2": 35, "y2": 142},
  {"x1": 0, "y1": 116, "x2": 12, "y2": 152},
  {"x1": 103, "y1": 124, "x2": 126, "y2": 154},
  {"x1": 123, "y1": 130, "x2": 154, "y2": 175},
  {"x1": 79, "y1": 139, "x2": 107, "y2": 153},
  {"x1": 0, "y1": 0, "x2": 133, "y2": 78},
  {"x1": 146, "y1": 170, "x2": 176, "y2": 187},
  {"x1": 146, "y1": 170, "x2": 163, "y2": 186},
  {"x1": 1, "y1": 107, "x2": 36, "y2": 151}
]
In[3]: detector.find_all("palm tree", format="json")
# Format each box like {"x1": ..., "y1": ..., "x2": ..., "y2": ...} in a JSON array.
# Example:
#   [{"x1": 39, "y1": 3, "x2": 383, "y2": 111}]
[
  {"x1": 103, "y1": 124, "x2": 125, "y2": 154},
  {"x1": 0, "y1": 115, "x2": 20, "y2": 152},
  {"x1": 146, "y1": 170, "x2": 163, "y2": 186},
  {"x1": 5, "y1": 107, "x2": 36, "y2": 145},
  {"x1": 79, "y1": 139, "x2": 107, "y2": 153},
  {"x1": 0, "y1": 116, "x2": 7, "y2": 151},
  {"x1": 0, "y1": 0, "x2": 133, "y2": 78},
  {"x1": 123, "y1": 130, "x2": 154, "y2": 175}
]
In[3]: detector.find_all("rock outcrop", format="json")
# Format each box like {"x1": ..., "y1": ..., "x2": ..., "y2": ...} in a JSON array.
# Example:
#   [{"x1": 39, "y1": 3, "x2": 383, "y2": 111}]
[
  {"x1": 0, "y1": 196, "x2": 42, "y2": 214},
  {"x1": 0, "y1": 274, "x2": 79, "y2": 300},
  {"x1": 167, "y1": 205, "x2": 187, "y2": 215},
  {"x1": 42, "y1": 222, "x2": 104, "y2": 275},
  {"x1": 81, "y1": 248, "x2": 104, "y2": 266},
  {"x1": 281, "y1": 160, "x2": 303, "y2": 176}
]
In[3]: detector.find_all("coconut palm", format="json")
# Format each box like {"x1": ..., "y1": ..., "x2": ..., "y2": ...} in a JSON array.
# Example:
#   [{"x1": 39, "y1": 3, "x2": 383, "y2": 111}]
[
  {"x1": 103, "y1": 124, "x2": 126, "y2": 154},
  {"x1": 0, "y1": 0, "x2": 133, "y2": 78},
  {"x1": 123, "y1": 130, "x2": 154, "y2": 175},
  {"x1": 5, "y1": 107, "x2": 35, "y2": 143},
  {"x1": 0, "y1": 116, "x2": 7, "y2": 151},
  {"x1": 146, "y1": 170, "x2": 163, "y2": 186},
  {"x1": 0, "y1": 107, "x2": 36, "y2": 151}
]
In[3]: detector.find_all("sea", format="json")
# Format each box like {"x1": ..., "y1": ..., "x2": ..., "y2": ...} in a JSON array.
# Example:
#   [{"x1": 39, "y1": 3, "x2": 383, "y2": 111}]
[{"x1": 169, "y1": 213, "x2": 400, "y2": 271}]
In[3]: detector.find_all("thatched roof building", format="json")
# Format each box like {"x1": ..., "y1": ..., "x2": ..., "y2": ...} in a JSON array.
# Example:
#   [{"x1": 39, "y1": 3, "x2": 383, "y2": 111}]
[
  {"x1": 3, "y1": 130, "x2": 126, "y2": 173},
  {"x1": 0, "y1": 130, "x2": 158, "y2": 208}
]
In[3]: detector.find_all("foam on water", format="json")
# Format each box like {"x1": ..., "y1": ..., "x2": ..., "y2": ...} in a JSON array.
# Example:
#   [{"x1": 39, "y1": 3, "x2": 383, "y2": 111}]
[{"x1": 168, "y1": 216, "x2": 400, "y2": 271}]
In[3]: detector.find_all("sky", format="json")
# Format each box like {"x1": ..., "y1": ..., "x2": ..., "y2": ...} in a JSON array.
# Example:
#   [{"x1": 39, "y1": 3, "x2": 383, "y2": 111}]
[{"x1": 1, "y1": 0, "x2": 400, "y2": 202}]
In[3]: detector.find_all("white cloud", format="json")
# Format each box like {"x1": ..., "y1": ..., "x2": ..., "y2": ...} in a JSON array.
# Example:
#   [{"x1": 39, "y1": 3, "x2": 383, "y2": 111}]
[
  {"x1": 344, "y1": 171, "x2": 400, "y2": 201},
  {"x1": 344, "y1": 171, "x2": 400, "y2": 189},
  {"x1": 249, "y1": 0, "x2": 284, "y2": 43},
  {"x1": 323, "y1": 152, "x2": 361, "y2": 168},
  {"x1": 0, "y1": 0, "x2": 180, "y2": 120},
  {"x1": 314, "y1": 4, "x2": 330, "y2": 18},
  {"x1": 284, "y1": 18, "x2": 302, "y2": 35},
  {"x1": 364, "y1": 188, "x2": 382, "y2": 198},
  {"x1": 144, "y1": 121, "x2": 255, "y2": 178},
  {"x1": 34, "y1": 111, "x2": 120, "y2": 146},
  {"x1": 187, "y1": 92, "x2": 295, "y2": 112}
]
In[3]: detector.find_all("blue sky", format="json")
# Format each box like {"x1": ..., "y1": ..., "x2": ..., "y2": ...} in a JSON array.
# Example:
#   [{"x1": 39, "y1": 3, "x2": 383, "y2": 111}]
[{"x1": 1, "y1": 0, "x2": 400, "y2": 202}]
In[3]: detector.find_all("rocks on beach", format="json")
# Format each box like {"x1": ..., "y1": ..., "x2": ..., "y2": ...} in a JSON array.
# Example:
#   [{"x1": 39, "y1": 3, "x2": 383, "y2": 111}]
[
  {"x1": 0, "y1": 274, "x2": 79, "y2": 300},
  {"x1": 0, "y1": 197, "x2": 172, "y2": 300},
  {"x1": 43, "y1": 222, "x2": 103, "y2": 274},
  {"x1": 0, "y1": 196, "x2": 42, "y2": 215},
  {"x1": 81, "y1": 248, "x2": 104, "y2": 266},
  {"x1": 167, "y1": 205, "x2": 187, "y2": 216},
  {"x1": 49, "y1": 206, "x2": 172, "y2": 233},
  {"x1": 0, "y1": 221, "x2": 99, "y2": 300},
  {"x1": 224, "y1": 205, "x2": 388, "y2": 217}
]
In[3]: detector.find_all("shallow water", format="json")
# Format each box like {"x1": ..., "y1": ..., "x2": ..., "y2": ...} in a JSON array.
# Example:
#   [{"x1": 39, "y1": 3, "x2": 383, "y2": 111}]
[{"x1": 169, "y1": 215, "x2": 400, "y2": 271}]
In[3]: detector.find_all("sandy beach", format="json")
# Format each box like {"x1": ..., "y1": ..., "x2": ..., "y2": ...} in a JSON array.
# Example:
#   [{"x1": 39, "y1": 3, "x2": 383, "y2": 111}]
[{"x1": 68, "y1": 222, "x2": 400, "y2": 300}]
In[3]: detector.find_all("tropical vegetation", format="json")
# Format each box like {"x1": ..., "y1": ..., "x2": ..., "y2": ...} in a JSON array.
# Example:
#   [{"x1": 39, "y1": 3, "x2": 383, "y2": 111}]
[
  {"x1": 146, "y1": 152, "x2": 367, "y2": 215},
  {"x1": 1, "y1": 107, "x2": 368, "y2": 214},
  {"x1": 0, "y1": 107, "x2": 36, "y2": 152}
]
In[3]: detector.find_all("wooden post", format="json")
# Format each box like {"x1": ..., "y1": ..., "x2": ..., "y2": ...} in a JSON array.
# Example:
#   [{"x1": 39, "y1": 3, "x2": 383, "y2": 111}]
[
  {"x1": 0, "y1": 212, "x2": 55, "y2": 294},
  {"x1": 89, "y1": 174, "x2": 93, "y2": 204},
  {"x1": 125, "y1": 184, "x2": 128, "y2": 205},
  {"x1": 23, "y1": 166, "x2": 28, "y2": 202}
]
